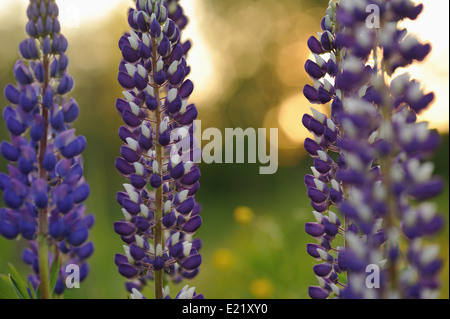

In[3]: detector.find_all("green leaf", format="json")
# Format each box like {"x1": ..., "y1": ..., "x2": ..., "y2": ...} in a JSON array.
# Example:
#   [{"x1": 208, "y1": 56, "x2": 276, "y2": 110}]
[
  {"x1": 49, "y1": 257, "x2": 61, "y2": 297},
  {"x1": 36, "y1": 284, "x2": 41, "y2": 299},
  {"x1": 27, "y1": 280, "x2": 37, "y2": 299},
  {"x1": 8, "y1": 274, "x2": 26, "y2": 299},
  {"x1": 0, "y1": 274, "x2": 17, "y2": 299},
  {"x1": 337, "y1": 272, "x2": 347, "y2": 285},
  {"x1": 7, "y1": 263, "x2": 28, "y2": 296}
]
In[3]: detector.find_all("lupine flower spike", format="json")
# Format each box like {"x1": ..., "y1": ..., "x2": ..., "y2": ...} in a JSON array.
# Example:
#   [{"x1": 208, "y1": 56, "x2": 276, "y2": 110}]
[
  {"x1": 114, "y1": 0, "x2": 203, "y2": 299},
  {"x1": 0, "y1": 0, "x2": 94, "y2": 298},
  {"x1": 303, "y1": 0, "x2": 443, "y2": 299}
]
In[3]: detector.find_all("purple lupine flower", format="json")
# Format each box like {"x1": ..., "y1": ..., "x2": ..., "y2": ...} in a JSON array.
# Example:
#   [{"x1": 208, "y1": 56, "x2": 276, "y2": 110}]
[
  {"x1": 0, "y1": 0, "x2": 94, "y2": 298},
  {"x1": 302, "y1": 0, "x2": 443, "y2": 299},
  {"x1": 114, "y1": 0, "x2": 203, "y2": 299}
]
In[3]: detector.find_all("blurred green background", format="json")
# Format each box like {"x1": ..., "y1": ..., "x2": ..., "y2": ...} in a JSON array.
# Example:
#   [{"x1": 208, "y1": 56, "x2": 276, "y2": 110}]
[{"x1": 0, "y1": 0, "x2": 448, "y2": 299}]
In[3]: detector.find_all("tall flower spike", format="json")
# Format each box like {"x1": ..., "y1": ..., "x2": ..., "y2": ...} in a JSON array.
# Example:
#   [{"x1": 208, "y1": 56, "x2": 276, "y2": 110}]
[
  {"x1": 0, "y1": 0, "x2": 94, "y2": 299},
  {"x1": 303, "y1": 0, "x2": 443, "y2": 299},
  {"x1": 114, "y1": 0, "x2": 203, "y2": 299}
]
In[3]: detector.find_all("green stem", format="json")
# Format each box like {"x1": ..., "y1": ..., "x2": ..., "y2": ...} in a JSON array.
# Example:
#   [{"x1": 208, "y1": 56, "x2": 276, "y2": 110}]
[
  {"x1": 37, "y1": 54, "x2": 51, "y2": 299},
  {"x1": 334, "y1": 28, "x2": 349, "y2": 287},
  {"x1": 375, "y1": 29, "x2": 398, "y2": 294},
  {"x1": 151, "y1": 39, "x2": 164, "y2": 300},
  {"x1": 37, "y1": 213, "x2": 51, "y2": 299},
  {"x1": 379, "y1": 85, "x2": 398, "y2": 294}
]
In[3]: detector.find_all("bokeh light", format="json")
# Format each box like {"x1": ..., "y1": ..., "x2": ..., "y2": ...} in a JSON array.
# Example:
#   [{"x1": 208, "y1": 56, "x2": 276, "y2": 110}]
[
  {"x1": 233, "y1": 206, "x2": 254, "y2": 226},
  {"x1": 212, "y1": 248, "x2": 235, "y2": 272},
  {"x1": 401, "y1": 0, "x2": 449, "y2": 133},
  {"x1": 249, "y1": 278, "x2": 275, "y2": 299}
]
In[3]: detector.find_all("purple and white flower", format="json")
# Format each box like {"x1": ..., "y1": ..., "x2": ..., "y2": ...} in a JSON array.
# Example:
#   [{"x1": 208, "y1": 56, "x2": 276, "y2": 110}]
[
  {"x1": 303, "y1": 0, "x2": 443, "y2": 299},
  {"x1": 114, "y1": 0, "x2": 203, "y2": 299}
]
